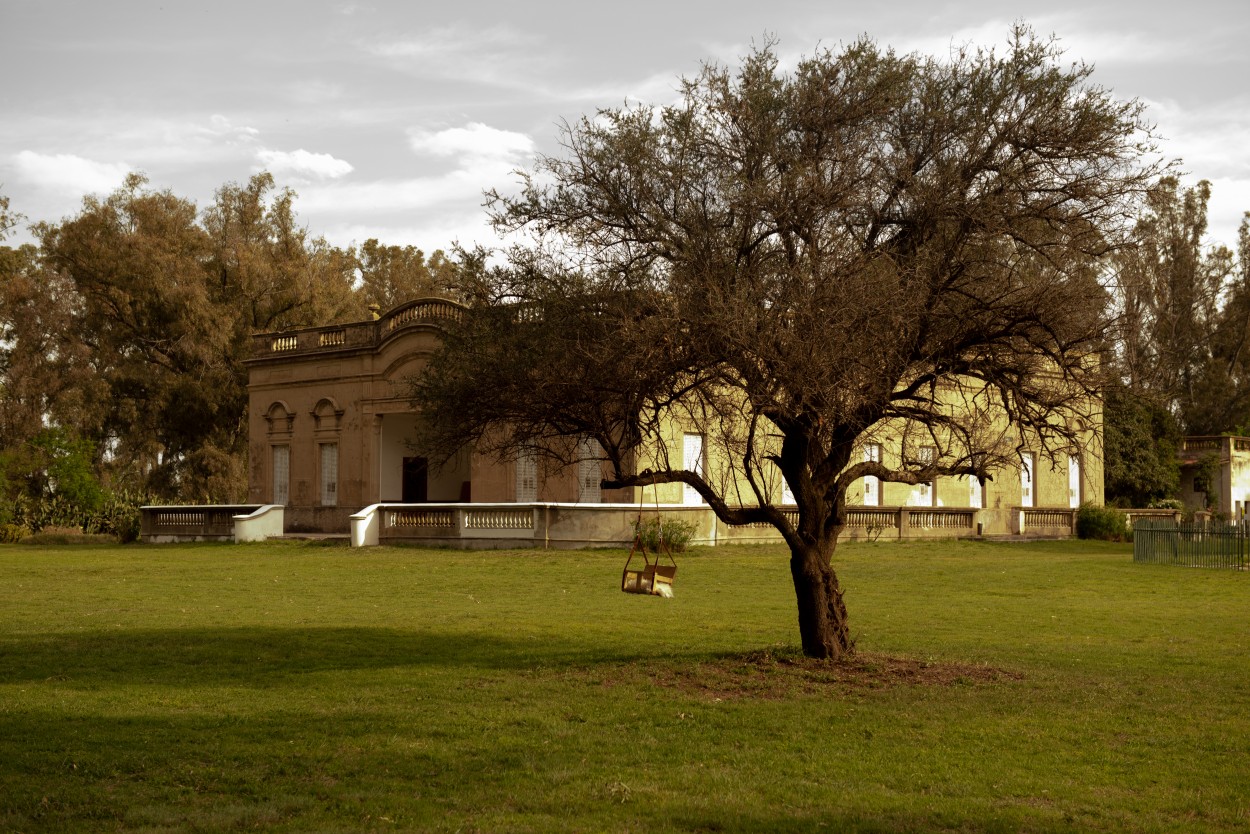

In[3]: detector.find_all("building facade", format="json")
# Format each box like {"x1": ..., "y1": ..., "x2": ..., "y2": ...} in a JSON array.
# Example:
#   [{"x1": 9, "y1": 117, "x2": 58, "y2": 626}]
[
  {"x1": 247, "y1": 298, "x2": 1104, "y2": 537},
  {"x1": 1178, "y1": 436, "x2": 1250, "y2": 519}
]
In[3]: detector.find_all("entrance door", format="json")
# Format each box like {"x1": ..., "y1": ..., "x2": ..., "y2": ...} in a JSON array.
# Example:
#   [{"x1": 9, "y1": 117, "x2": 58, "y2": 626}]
[{"x1": 402, "y1": 457, "x2": 428, "y2": 503}]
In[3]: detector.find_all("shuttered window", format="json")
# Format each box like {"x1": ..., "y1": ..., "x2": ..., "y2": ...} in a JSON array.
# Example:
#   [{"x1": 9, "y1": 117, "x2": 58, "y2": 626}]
[
  {"x1": 320, "y1": 443, "x2": 338, "y2": 507},
  {"x1": 516, "y1": 451, "x2": 537, "y2": 502},
  {"x1": 577, "y1": 438, "x2": 601, "y2": 503},
  {"x1": 272, "y1": 445, "x2": 290, "y2": 506}
]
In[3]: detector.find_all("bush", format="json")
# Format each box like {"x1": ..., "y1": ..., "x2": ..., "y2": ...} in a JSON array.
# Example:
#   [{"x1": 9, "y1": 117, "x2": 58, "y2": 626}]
[
  {"x1": 3, "y1": 488, "x2": 147, "y2": 543},
  {"x1": 1147, "y1": 498, "x2": 1184, "y2": 511},
  {"x1": 21, "y1": 529, "x2": 117, "y2": 546},
  {"x1": 1076, "y1": 503, "x2": 1128, "y2": 542},
  {"x1": 83, "y1": 490, "x2": 146, "y2": 543},
  {"x1": 0, "y1": 522, "x2": 29, "y2": 543},
  {"x1": 634, "y1": 516, "x2": 698, "y2": 553}
]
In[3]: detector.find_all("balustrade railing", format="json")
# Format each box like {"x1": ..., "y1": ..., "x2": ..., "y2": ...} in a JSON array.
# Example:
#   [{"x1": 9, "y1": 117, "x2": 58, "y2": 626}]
[
  {"x1": 389, "y1": 509, "x2": 456, "y2": 528},
  {"x1": 385, "y1": 300, "x2": 463, "y2": 331},
  {"x1": 845, "y1": 509, "x2": 897, "y2": 528},
  {"x1": 909, "y1": 509, "x2": 974, "y2": 529},
  {"x1": 140, "y1": 505, "x2": 281, "y2": 542},
  {"x1": 463, "y1": 509, "x2": 534, "y2": 530},
  {"x1": 252, "y1": 298, "x2": 467, "y2": 358},
  {"x1": 1022, "y1": 508, "x2": 1075, "y2": 529}
]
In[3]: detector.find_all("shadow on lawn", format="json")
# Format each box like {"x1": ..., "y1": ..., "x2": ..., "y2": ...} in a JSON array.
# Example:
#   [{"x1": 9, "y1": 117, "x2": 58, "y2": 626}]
[{"x1": 0, "y1": 626, "x2": 661, "y2": 686}]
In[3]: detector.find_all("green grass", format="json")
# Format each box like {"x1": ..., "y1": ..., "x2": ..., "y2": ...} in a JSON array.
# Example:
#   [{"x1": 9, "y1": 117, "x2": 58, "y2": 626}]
[{"x1": 1, "y1": 538, "x2": 1247, "y2": 832}]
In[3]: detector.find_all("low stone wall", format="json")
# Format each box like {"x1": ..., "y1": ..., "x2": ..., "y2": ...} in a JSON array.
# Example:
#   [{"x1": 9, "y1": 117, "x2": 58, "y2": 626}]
[
  {"x1": 140, "y1": 505, "x2": 285, "y2": 543},
  {"x1": 353, "y1": 503, "x2": 718, "y2": 549}
]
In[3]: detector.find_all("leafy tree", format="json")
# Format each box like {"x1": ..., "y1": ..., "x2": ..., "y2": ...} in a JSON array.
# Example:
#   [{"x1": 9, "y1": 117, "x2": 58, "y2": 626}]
[
  {"x1": 1183, "y1": 214, "x2": 1250, "y2": 435},
  {"x1": 1102, "y1": 382, "x2": 1181, "y2": 507},
  {"x1": 31, "y1": 173, "x2": 367, "y2": 501},
  {"x1": 1114, "y1": 177, "x2": 1234, "y2": 430},
  {"x1": 202, "y1": 172, "x2": 361, "y2": 332},
  {"x1": 29, "y1": 426, "x2": 105, "y2": 513},
  {"x1": 0, "y1": 244, "x2": 100, "y2": 449},
  {"x1": 36, "y1": 174, "x2": 227, "y2": 495},
  {"x1": 356, "y1": 239, "x2": 460, "y2": 312},
  {"x1": 413, "y1": 30, "x2": 1159, "y2": 658}
]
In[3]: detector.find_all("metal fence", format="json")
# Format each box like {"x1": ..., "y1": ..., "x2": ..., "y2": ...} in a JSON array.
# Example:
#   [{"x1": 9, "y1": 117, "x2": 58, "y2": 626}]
[{"x1": 1132, "y1": 520, "x2": 1247, "y2": 569}]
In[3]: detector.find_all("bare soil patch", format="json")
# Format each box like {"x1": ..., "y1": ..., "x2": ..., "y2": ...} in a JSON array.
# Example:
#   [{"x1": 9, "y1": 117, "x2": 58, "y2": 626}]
[{"x1": 643, "y1": 649, "x2": 1023, "y2": 701}]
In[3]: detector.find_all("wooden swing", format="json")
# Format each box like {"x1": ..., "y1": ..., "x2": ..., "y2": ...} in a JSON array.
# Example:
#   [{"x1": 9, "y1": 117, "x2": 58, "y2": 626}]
[{"x1": 621, "y1": 487, "x2": 677, "y2": 597}]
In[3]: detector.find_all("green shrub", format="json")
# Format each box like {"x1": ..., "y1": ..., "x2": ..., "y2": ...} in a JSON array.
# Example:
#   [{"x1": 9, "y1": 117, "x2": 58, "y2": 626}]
[
  {"x1": 0, "y1": 522, "x2": 29, "y2": 543},
  {"x1": 4, "y1": 488, "x2": 147, "y2": 543},
  {"x1": 83, "y1": 490, "x2": 146, "y2": 543},
  {"x1": 1076, "y1": 503, "x2": 1128, "y2": 542},
  {"x1": 1147, "y1": 498, "x2": 1184, "y2": 511},
  {"x1": 21, "y1": 529, "x2": 116, "y2": 546},
  {"x1": 634, "y1": 516, "x2": 698, "y2": 553}
]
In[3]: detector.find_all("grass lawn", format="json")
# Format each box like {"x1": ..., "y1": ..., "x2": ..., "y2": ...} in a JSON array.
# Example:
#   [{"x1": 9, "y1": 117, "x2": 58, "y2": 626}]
[{"x1": 1, "y1": 538, "x2": 1247, "y2": 832}]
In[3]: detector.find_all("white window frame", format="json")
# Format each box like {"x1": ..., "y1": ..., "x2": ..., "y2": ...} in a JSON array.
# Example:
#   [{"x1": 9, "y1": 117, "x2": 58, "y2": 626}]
[
  {"x1": 1021, "y1": 452, "x2": 1036, "y2": 508},
  {"x1": 682, "y1": 433, "x2": 705, "y2": 505},
  {"x1": 1068, "y1": 454, "x2": 1081, "y2": 509},
  {"x1": 863, "y1": 443, "x2": 882, "y2": 507},
  {"x1": 910, "y1": 445, "x2": 937, "y2": 507}
]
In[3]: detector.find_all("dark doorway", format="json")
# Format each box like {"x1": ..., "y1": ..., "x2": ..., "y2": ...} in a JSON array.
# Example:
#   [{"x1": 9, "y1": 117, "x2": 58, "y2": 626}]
[{"x1": 402, "y1": 457, "x2": 428, "y2": 503}]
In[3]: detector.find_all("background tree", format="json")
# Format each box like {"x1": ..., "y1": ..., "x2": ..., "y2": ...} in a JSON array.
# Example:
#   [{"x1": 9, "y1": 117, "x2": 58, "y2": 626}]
[
  {"x1": 24, "y1": 173, "x2": 411, "y2": 503},
  {"x1": 1102, "y1": 181, "x2": 1249, "y2": 506},
  {"x1": 356, "y1": 239, "x2": 460, "y2": 311},
  {"x1": 1183, "y1": 215, "x2": 1250, "y2": 434},
  {"x1": 413, "y1": 30, "x2": 1159, "y2": 659},
  {"x1": 1115, "y1": 178, "x2": 1231, "y2": 408},
  {"x1": 1101, "y1": 380, "x2": 1181, "y2": 506}
]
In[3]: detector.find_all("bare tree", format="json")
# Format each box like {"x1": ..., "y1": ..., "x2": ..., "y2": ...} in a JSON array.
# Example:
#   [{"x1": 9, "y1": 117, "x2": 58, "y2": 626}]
[{"x1": 413, "y1": 29, "x2": 1160, "y2": 659}]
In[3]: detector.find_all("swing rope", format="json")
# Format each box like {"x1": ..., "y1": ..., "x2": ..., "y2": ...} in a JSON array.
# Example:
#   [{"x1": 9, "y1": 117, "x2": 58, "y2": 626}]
[{"x1": 621, "y1": 475, "x2": 677, "y2": 596}]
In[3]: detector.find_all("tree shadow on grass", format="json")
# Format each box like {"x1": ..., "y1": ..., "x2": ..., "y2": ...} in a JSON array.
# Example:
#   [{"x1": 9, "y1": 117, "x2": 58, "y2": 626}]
[{"x1": 0, "y1": 626, "x2": 666, "y2": 687}]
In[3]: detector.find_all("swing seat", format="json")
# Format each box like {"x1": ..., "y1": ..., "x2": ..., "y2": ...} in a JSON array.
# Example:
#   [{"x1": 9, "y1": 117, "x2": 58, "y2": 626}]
[
  {"x1": 621, "y1": 542, "x2": 677, "y2": 596},
  {"x1": 621, "y1": 562, "x2": 677, "y2": 595}
]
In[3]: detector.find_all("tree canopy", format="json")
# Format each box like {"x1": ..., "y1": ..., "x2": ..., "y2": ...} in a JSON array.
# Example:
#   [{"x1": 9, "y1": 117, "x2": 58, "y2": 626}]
[
  {"x1": 1102, "y1": 176, "x2": 1250, "y2": 505},
  {"x1": 0, "y1": 174, "x2": 457, "y2": 512},
  {"x1": 413, "y1": 29, "x2": 1161, "y2": 658}
]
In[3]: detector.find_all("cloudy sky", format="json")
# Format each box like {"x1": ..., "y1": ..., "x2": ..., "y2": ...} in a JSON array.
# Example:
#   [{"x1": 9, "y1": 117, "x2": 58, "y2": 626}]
[{"x1": 2, "y1": 0, "x2": 1247, "y2": 254}]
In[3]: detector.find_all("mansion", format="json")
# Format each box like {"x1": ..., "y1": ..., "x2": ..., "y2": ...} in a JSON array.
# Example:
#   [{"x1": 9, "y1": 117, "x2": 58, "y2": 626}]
[{"x1": 245, "y1": 298, "x2": 1103, "y2": 542}]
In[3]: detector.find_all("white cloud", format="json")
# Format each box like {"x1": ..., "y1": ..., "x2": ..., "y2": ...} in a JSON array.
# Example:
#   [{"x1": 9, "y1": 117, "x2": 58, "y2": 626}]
[
  {"x1": 1203, "y1": 177, "x2": 1250, "y2": 251},
  {"x1": 205, "y1": 114, "x2": 260, "y2": 142},
  {"x1": 256, "y1": 148, "x2": 354, "y2": 181},
  {"x1": 1146, "y1": 97, "x2": 1250, "y2": 178},
  {"x1": 367, "y1": 24, "x2": 556, "y2": 92},
  {"x1": 888, "y1": 16, "x2": 1183, "y2": 67},
  {"x1": 11, "y1": 151, "x2": 131, "y2": 195},
  {"x1": 408, "y1": 123, "x2": 534, "y2": 162},
  {"x1": 295, "y1": 169, "x2": 506, "y2": 215},
  {"x1": 294, "y1": 124, "x2": 538, "y2": 249},
  {"x1": 371, "y1": 24, "x2": 537, "y2": 62}
]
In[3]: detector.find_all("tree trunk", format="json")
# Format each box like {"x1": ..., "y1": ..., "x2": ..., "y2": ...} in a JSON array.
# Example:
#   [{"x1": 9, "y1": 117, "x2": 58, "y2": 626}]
[{"x1": 789, "y1": 537, "x2": 853, "y2": 660}]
